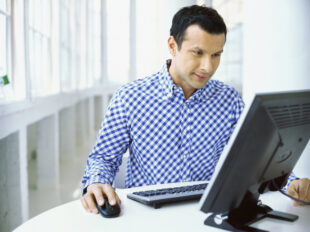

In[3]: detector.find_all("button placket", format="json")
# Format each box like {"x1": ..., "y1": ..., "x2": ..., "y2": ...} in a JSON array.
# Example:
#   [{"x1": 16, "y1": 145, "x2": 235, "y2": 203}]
[{"x1": 178, "y1": 101, "x2": 193, "y2": 181}]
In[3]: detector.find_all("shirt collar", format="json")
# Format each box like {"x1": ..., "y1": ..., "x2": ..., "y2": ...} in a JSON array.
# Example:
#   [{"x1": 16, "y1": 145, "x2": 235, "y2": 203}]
[
  {"x1": 159, "y1": 59, "x2": 216, "y2": 102},
  {"x1": 159, "y1": 60, "x2": 175, "y2": 100},
  {"x1": 194, "y1": 80, "x2": 216, "y2": 102}
]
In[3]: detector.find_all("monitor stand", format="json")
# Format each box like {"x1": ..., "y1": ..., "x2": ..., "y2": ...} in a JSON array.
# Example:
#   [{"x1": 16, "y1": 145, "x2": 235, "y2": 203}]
[{"x1": 204, "y1": 191, "x2": 298, "y2": 232}]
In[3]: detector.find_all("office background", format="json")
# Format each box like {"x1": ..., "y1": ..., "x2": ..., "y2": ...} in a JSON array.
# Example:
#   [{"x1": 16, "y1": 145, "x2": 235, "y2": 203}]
[{"x1": 0, "y1": 0, "x2": 309, "y2": 231}]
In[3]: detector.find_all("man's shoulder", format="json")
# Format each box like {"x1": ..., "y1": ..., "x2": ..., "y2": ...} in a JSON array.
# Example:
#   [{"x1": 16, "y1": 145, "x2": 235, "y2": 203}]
[
  {"x1": 209, "y1": 79, "x2": 242, "y2": 100},
  {"x1": 117, "y1": 73, "x2": 162, "y2": 98}
]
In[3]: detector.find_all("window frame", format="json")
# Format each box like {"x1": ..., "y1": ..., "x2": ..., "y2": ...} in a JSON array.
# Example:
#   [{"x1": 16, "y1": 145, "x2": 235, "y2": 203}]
[
  {"x1": 0, "y1": 0, "x2": 13, "y2": 103},
  {"x1": 25, "y1": 0, "x2": 55, "y2": 98}
]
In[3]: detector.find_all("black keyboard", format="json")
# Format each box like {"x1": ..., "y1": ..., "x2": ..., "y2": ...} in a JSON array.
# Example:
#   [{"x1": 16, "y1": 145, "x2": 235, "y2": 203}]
[{"x1": 127, "y1": 183, "x2": 208, "y2": 208}]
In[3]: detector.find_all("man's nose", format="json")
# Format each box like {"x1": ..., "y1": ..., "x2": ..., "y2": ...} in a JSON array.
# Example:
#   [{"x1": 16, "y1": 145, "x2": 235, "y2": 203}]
[{"x1": 200, "y1": 57, "x2": 213, "y2": 73}]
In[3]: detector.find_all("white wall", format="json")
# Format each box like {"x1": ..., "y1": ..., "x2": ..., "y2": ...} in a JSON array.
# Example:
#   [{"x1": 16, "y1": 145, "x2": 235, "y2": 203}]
[{"x1": 243, "y1": 0, "x2": 310, "y2": 177}]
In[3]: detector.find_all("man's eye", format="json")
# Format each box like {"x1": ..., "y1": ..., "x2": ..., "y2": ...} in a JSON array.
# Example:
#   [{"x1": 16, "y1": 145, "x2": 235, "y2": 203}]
[
  {"x1": 212, "y1": 53, "x2": 221, "y2": 57},
  {"x1": 193, "y1": 50, "x2": 202, "y2": 55}
]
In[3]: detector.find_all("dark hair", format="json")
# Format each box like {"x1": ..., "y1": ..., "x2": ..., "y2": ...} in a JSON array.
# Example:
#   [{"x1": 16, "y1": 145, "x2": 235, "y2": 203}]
[{"x1": 170, "y1": 5, "x2": 227, "y2": 49}]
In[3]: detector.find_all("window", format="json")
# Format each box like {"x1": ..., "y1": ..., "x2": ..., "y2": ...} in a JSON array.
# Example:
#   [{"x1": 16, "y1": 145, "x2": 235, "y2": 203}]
[
  {"x1": 0, "y1": 2, "x2": 8, "y2": 79},
  {"x1": 59, "y1": 0, "x2": 72, "y2": 92},
  {"x1": 71, "y1": 0, "x2": 82, "y2": 89},
  {"x1": 0, "y1": 0, "x2": 12, "y2": 100},
  {"x1": 106, "y1": 0, "x2": 130, "y2": 84},
  {"x1": 87, "y1": 0, "x2": 101, "y2": 87},
  {"x1": 27, "y1": 0, "x2": 55, "y2": 97},
  {"x1": 59, "y1": 0, "x2": 96, "y2": 91}
]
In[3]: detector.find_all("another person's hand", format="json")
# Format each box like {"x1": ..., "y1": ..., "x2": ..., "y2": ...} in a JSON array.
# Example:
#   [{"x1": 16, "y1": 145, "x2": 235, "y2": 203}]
[
  {"x1": 286, "y1": 178, "x2": 310, "y2": 206},
  {"x1": 80, "y1": 183, "x2": 121, "y2": 214}
]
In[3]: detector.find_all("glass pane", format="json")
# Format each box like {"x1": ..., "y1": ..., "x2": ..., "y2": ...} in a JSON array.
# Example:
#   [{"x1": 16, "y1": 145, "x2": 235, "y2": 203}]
[
  {"x1": 0, "y1": 0, "x2": 6, "y2": 12},
  {"x1": 60, "y1": 48, "x2": 70, "y2": 91},
  {"x1": 93, "y1": 0, "x2": 100, "y2": 12},
  {"x1": 59, "y1": 0, "x2": 72, "y2": 91},
  {"x1": 93, "y1": 36, "x2": 101, "y2": 82},
  {"x1": 28, "y1": 30, "x2": 35, "y2": 87},
  {"x1": 26, "y1": 0, "x2": 53, "y2": 97},
  {"x1": 60, "y1": 6, "x2": 65, "y2": 44},
  {"x1": 34, "y1": 0, "x2": 41, "y2": 31},
  {"x1": 41, "y1": 0, "x2": 49, "y2": 35},
  {"x1": 75, "y1": 0, "x2": 81, "y2": 17},
  {"x1": 84, "y1": 0, "x2": 101, "y2": 87},
  {"x1": 74, "y1": 55, "x2": 81, "y2": 89},
  {"x1": 106, "y1": 0, "x2": 129, "y2": 84},
  {"x1": 31, "y1": 32, "x2": 41, "y2": 96},
  {"x1": 41, "y1": 38, "x2": 50, "y2": 93},
  {"x1": 93, "y1": 61, "x2": 100, "y2": 84},
  {"x1": 93, "y1": 12, "x2": 100, "y2": 37},
  {"x1": 0, "y1": 14, "x2": 7, "y2": 77},
  {"x1": 60, "y1": 6, "x2": 69, "y2": 46},
  {"x1": 28, "y1": 0, "x2": 34, "y2": 27}
]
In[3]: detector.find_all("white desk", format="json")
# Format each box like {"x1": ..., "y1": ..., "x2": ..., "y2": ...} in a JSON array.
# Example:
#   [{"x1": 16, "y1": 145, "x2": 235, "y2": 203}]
[{"x1": 14, "y1": 182, "x2": 310, "y2": 232}]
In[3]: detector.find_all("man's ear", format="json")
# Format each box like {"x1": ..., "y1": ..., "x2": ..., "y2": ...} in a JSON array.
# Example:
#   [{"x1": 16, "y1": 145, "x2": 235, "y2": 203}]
[{"x1": 168, "y1": 36, "x2": 177, "y2": 57}]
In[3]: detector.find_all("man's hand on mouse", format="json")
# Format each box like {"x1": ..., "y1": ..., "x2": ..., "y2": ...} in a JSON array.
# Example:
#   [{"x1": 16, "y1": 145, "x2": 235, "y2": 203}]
[
  {"x1": 286, "y1": 178, "x2": 310, "y2": 206},
  {"x1": 81, "y1": 183, "x2": 121, "y2": 214}
]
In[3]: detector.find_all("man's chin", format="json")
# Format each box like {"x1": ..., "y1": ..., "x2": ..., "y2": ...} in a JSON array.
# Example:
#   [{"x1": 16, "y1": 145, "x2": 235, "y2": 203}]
[{"x1": 192, "y1": 81, "x2": 209, "y2": 89}]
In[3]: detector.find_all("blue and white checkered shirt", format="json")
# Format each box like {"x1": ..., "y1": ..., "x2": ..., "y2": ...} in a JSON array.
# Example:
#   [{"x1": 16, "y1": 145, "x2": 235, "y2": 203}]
[{"x1": 82, "y1": 60, "x2": 245, "y2": 189}]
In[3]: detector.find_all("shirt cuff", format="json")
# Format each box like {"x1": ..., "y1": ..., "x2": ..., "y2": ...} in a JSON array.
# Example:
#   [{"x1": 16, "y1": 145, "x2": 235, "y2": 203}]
[
  {"x1": 81, "y1": 173, "x2": 114, "y2": 195},
  {"x1": 282, "y1": 172, "x2": 299, "y2": 191}
]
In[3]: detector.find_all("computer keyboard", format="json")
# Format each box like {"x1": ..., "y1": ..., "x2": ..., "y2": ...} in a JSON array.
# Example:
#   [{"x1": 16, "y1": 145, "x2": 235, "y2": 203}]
[{"x1": 127, "y1": 183, "x2": 208, "y2": 208}]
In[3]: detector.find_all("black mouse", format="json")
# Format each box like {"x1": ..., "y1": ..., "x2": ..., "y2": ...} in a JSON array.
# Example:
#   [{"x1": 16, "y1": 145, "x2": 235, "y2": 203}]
[{"x1": 97, "y1": 197, "x2": 121, "y2": 218}]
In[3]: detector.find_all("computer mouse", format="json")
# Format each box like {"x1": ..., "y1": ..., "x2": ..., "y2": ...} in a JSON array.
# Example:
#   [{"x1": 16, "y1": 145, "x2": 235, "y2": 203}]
[{"x1": 97, "y1": 197, "x2": 121, "y2": 218}]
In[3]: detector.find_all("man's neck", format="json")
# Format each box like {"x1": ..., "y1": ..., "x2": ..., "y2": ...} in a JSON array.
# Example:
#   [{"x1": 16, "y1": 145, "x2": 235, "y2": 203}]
[{"x1": 168, "y1": 61, "x2": 197, "y2": 100}]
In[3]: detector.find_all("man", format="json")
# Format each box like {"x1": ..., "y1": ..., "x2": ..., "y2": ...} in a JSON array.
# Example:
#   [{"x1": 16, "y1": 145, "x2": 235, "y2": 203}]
[{"x1": 81, "y1": 5, "x2": 310, "y2": 214}]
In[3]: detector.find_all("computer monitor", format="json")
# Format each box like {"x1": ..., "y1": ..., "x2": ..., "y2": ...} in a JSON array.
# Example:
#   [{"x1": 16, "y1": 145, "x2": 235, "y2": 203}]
[{"x1": 199, "y1": 90, "x2": 310, "y2": 232}]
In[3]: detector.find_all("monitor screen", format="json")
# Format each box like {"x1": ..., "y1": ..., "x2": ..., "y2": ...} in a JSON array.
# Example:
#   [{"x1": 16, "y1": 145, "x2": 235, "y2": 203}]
[{"x1": 199, "y1": 90, "x2": 310, "y2": 231}]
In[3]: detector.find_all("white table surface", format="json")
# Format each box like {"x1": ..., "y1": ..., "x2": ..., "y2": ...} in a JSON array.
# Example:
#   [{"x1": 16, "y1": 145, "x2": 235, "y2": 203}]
[{"x1": 14, "y1": 182, "x2": 310, "y2": 232}]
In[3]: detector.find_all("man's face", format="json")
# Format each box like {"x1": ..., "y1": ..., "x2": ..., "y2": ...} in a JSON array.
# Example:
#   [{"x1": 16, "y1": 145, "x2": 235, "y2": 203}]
[{"x1": 169, "y1": 24, "x2": 226, "y2": 92}]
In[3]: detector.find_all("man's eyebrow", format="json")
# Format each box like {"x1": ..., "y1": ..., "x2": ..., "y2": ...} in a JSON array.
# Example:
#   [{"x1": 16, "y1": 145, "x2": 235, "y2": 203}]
[
  {"x1": 191, "y1": 46, "x2": 203, "y2": 50},
  {"x1": 214, "y1": 50, "x2": 224, "y2": 54},
  {"x1": 190, "y1": 47, "x2": 224, "y2": 54}
]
